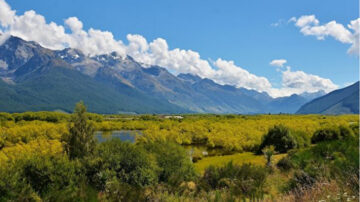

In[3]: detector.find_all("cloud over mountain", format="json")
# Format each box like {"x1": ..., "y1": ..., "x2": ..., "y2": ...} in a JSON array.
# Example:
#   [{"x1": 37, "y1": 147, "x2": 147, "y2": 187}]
[{"x1": 269, "y1": 67, "x2": 338, "y2": 97}]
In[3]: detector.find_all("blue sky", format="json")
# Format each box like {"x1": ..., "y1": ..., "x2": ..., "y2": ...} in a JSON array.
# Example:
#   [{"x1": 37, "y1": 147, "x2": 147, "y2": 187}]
[{"x1": 1, "y1": 0, "x2": 359, "y2": 96}]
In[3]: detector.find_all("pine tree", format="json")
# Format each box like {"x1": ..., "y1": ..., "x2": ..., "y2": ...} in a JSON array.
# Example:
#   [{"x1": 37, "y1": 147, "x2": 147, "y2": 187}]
[{"x1": 65, "y1": 101, "x2": 96, "y2": 159}]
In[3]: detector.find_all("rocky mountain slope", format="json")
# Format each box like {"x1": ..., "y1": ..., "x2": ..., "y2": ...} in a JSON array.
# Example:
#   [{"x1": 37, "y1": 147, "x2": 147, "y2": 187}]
[{"x1": 0, "y1": 36, "x2": 327, "y2": 114}]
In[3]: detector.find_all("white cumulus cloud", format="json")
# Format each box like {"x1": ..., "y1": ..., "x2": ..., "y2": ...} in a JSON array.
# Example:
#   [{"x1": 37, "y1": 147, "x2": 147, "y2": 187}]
[
  {"x1": 270, "y1": 59, "x2": 287, "y2": 67},
  {"x1": 0, "y1": 0, "x2": 14, "y2": 26},
  {"x1": 212, "y1": 59, "x2": 272, "y2": 91},
  {"x1": 295, "y1": 15, "x2": 319, "y2": 27},
  {"x1": 268, "y1": 66, "x2": 338, "y2": 97},
  {"x1": 347, "y1": 18, "x2": 360, "y2": 55},
  {"x1": 291, "y1": 15, "x2": 359, "y2": 55},
  {"x1": 65, "y1": 17, "x2": 83, "y2": 33}
]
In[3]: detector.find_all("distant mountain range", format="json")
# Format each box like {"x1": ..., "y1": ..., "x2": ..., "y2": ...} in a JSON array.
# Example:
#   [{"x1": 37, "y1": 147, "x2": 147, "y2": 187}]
[
  {"x1": 296, "y1": 81, "x2": 359, "y2": 114},
  {"x1": 0, "y1": 36, "x2": 352, "y2": 114}
]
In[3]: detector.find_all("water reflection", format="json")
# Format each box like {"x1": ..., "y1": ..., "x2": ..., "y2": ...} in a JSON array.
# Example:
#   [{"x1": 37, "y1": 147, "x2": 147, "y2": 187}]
[
  {"x1": 94, "y1": 131, "x2": 226, "y2": 162},
  {"x1": 95, "y1": 130, "x2": 142, "y2": 143}
]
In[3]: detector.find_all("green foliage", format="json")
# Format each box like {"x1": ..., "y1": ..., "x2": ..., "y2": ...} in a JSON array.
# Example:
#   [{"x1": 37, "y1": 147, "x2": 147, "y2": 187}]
[
  {"x1": 200, "y1": 162, "x2": 267, "y2": 198},
  {"x1": 139, "y1": 114, "x2": 161, "y2": 121},
  {"x1": 64, "y1": 101, "x2": 96, "y2": 159},
  {"x1": 88, "y1": 139, "x2": 158, "y2": 190},
  {"x1": 0, "y1": 139, "x2": 63, "y2": 166},
  {"x1": 311, "y1": 127, "x2": 339, "y2": 143},
  {"x1": 100, "y1": 178, "x2": 148, "y2": 202},
  {"x1": 349, "y1": 122, "x2": 359, "y2": 136},
  {"x1": 142, "y1": 141, "x2": 197, "y2": 186},
  {"x1": 291, "y1": 130, "x2": 311, "y2": 148},
  {"x1": 13, "y1": 111, "x2": 70, "y2": 123},
  {"x1": 262, "y1": 145, "x2": 275, "y2": 167},
  {"x1": 0, "y1": 112, "x2": 13, "y2": 125},
  {"x1": 287, "y1": 170, "x2": 316, "y2": 191},
  {"x1": 194, "y1": 152, "x2": 286, "y2": 174},
  {"x1": 0, "y1": 154, "x2": 83, "y2": 201},
  {"x1": 287, "y1": 135, "x2": 359, "y2": 194},
  {"x1": 87, "y1": 113, "x2": 104, "y2": 122},
  {"x1": 276, "y1": 156, "x2": 293, "y2": 171},
  {"x1": 2, "y1": 112, "x2": 357, "y2": 153},
  {"x1": 259, "y1": 125, "x2": 309, "y2": 153},
  {"x1": 0, "y1": 113, "x2": 358, "y2": 201},
  {"x1": 0, "y1": 121, "x2": 67, "y2": 149},
  {"x1": 311, "y1": 125, "x2": 354, "y2": 143},
  {"x1": 137, "y1": 114, "x2": 357, "y2": 153}
]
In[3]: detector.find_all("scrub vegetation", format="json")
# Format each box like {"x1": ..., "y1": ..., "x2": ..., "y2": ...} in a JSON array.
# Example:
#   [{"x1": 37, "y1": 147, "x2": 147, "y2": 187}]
[{"x1": 0, "y1": 103, "x2": 358, "y2": 201}]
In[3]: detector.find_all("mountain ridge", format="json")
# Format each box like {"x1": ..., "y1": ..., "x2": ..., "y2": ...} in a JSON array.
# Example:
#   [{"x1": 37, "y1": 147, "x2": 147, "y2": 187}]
[
  {"x1": 0, "y1": 36, "x2": 332, "y2": 114},
  {"x1": 296, "y1": 81, "x2": 359, "y2": 114}
]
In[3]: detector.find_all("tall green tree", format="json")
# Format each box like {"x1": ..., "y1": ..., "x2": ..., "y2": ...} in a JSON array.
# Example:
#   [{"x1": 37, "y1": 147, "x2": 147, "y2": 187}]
[{"x1": 65, "y1": 101, "x2": 96, "y2": 159}]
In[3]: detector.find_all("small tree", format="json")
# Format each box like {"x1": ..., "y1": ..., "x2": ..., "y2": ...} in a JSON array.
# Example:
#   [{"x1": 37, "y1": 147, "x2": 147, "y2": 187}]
[
  {"x1": 259, "y1": 124, "x2": 301, "y2": 153},
  {"x1": 65, "y1": 101, "x2": 96, "y2": 159},
  {"x1": 262, "y1": 145, "x2": 275, "y2": 167}
]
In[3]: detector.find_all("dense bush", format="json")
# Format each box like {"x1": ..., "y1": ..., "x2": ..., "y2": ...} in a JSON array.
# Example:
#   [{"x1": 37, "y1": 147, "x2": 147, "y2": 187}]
[
  {"x1": 139, "y1": 115, "x2": 161, "y2": 121},
  {"x1": 0, "y1": 112, "x2": 13, "y2": 122},
  {"x1": 276, "y1": 156, "x2": 293, "y2": 171},
  {"x1": 0, "y1": 112, "x2": 358, "y2": 201},
  {"x1": 311, "y1": 125, "x2": 354, "y2": 143},
  {"x1": 136, "y1": 114, "x2": 357, "y2": 152},
  {"x1": 287, "y1": 135, "x2": 359, "y2": 195},
  {"x1": 12, "y1": 111, "x2": 70, "y2": 123},
  {"x1": 338, "y1": 125, "x2": 354, "y2": 138},
  {"x1": 0, "y1": 155, "x2": 83, "y2": 201},
  {"x1": 87, "y1": 113, "x2": 104, "y2": 122},
  {"x1": 200, "y1": 162, "x2": 267, "y2": 198},
  {"x1": 100, "y1": 178, "x2": 148, "y2": 202},
  {"x1": 259, "y1": 125, "x2": 309, "y2": 153},
  {"x1": 311, "y1": 127, "x2": 338, "y2": 143},
  {"x1": 287, "y1": 170, "x2": 316, "y2": 191},
  {"x1": 3, "y1": 112, "x2": 357, "y2": 153},
  {"x1": 349, "y1": 123, "x2": 359, "y2": 136},
  {"x1": 142, "y1": 141, "x2": 197, "y2": 186},
  {"x1": 0, "y1": 139, "x2": 63, "y2": 165},
  {"x1": 87, "y1": 139, "x2": 159, "y2": 190},
  {"x1": 0, "y1": 122, "x2": 67, "y2": 148}
]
